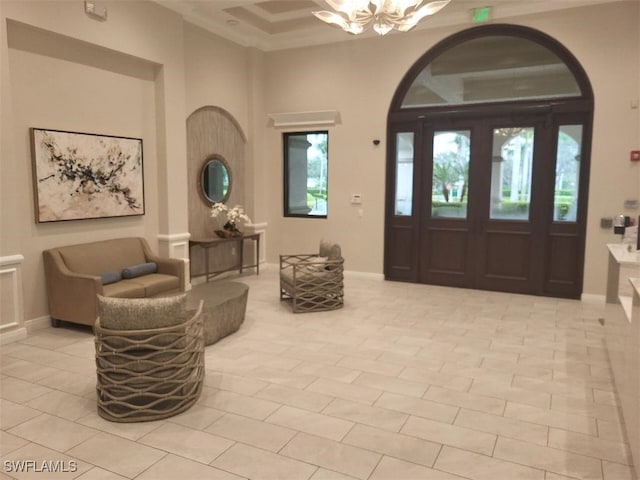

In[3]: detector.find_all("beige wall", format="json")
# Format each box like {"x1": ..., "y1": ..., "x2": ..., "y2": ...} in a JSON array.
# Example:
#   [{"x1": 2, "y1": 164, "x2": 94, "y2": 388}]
[
  {"x1": 0, "y1": 0, "x2": 189, "y2": 322},
  {"x1": 261, "y1": 1, "x2": 640, "y2": 295},
  {"x1": 1, "y1": 1, "x2": 638, "y2": 327}
]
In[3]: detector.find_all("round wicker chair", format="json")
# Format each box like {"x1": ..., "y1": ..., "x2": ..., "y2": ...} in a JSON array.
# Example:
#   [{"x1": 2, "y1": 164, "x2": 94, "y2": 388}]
[{"x1": 94, "y1": 295, "x2": 204, "y2": 422}]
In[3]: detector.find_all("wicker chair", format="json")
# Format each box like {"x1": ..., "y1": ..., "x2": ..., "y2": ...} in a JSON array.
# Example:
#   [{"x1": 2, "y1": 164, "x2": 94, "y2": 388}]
[
  {"x1": 94, "y1": 294, "x2": 204, "y2": 422},
  {"x1": 280, "y1": 240, "x2": 344, "y2": 313}
]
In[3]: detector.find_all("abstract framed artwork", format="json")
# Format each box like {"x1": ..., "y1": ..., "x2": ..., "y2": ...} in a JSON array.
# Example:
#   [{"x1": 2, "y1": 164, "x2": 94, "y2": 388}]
[{"x1": 30, "y1": 128, "x2": 144, "y2": 223}]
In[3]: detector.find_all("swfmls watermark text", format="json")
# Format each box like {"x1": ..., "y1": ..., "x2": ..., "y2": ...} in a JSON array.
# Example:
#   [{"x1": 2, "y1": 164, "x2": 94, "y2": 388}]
[{"x1": 4, "y1": 460, "x2": 78, "y2": 474}]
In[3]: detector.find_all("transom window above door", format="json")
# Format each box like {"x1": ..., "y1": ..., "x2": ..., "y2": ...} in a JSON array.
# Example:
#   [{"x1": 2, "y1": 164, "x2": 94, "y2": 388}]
[{"x1": 401, "y1": 34, "x2": 583, "y2": 108}]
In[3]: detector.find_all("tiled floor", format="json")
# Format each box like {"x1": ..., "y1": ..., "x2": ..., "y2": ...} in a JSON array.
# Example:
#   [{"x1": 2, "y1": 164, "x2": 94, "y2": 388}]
[{"x1": 1, "y1": 269, "x2": 636, "y2": 480}]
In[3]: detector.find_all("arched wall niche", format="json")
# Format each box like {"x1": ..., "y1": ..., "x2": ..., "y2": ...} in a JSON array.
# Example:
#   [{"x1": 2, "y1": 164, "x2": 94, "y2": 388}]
[{"x1": 187, "y1": 106, "x2": 246, "y2": 277}]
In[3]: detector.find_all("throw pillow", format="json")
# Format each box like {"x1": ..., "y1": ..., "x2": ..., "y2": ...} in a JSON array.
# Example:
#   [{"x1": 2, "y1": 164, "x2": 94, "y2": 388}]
[
  {"x1": 319, "y1": 240, "x2": 342, "y2": 260},
  {"x1": 122, "y1": 262, "x2": 157, "y2": 279},
  {"x1": 100, "y1": 271, "x2": 121, "y2": 285},
  {"x1": 97, "y1": 294, "x2": 186, "y2": 330}
]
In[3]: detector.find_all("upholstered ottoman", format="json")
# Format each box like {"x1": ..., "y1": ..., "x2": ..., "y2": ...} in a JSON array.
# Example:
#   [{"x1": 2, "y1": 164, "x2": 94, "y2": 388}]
[{"x1": 185, "y1": 281, "x2": 248, "y2": 345}]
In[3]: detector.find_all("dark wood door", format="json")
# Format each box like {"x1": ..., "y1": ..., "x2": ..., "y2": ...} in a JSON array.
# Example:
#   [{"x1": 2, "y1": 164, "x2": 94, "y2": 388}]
[
  {"x1": 385, "y1": 112, "x2": 589, "y2": 299},
  {"x1": 420, "y1": 116, "x2": 550, "y2": 294}
]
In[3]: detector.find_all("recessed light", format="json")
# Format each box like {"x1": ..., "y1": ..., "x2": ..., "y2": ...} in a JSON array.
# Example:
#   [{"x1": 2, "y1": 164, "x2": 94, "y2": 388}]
[{"x1": 226, "y1": 19, "x2": 239, "y2": 27}]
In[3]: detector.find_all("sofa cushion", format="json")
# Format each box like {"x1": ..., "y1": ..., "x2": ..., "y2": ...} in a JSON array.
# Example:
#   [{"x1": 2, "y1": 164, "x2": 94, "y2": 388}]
[
  {"x1": 102, "y1": 279, "x2": 146, "y2": 298},
  {"x1": 97, "y1": 294, "x2": 187, "y2": 331},
  {"x1": 129, "y1": 273, "x2": 180, "y2": 297},
  {"x1": 122, "y1": 262, "x2": 157, "y2": 279}
]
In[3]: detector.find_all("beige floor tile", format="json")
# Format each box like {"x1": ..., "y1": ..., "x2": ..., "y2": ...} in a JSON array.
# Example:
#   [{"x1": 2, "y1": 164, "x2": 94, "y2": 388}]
[
  {"x1": 376, "y1": 351, "x2": 444, "y2": 371},
  {"x1": 423, "y1": 385, "x2": 506, "y2": 415},
  {"x1": 352, "y1": 372, "x2": 427, "y2": 397},
  {"x1": 33, "y1": 370, "x2": 94, "y2": 397},
  {"x1": 548, "y1": 427, "x2": 632, "y2": 465},
  {"x1": 212, "y1": 443, "x2": 317, "y2": 480},
  {"x1": 205, "y1": 412, "x2": 296, "y2": 452},
  {"x1": 75, "y1": 413, "x2": 164, "y2": 441},
  {"x1": 266, "y1": 405, "x2": 354, "y2": 441},
  {"x1": 167, "y1": 404, "x2": 226, "y2": 430},
  {"x1": 602, "y1": 460, "x2": 636, "y2": 480},
  {"x1": 596, "y1": 418, "x2": 628, "y2": 443},
  {"x1": 293, "y1": 362, "x2": 361, "y2": 384},
  {"x1": 469, "y1": 379, "x2": 551, "y2": 409},
  {"x1": 481, "y1": 357, "x2": 554, "y2": 380},
  {"x1": 0, "y1": 360, "x2": 61, "y2": 384},
  {"x1": 550, "y1": 394, "x2": 622, "y2": 423},
  {"x1": 0, "y1": 377, "x2": 53, "y2": 404},
  {"x1": 199, "y1": 387, "x2": 281, "y2": 420},
  {"x1": 438, "y1": 363, "x2": 513, "y2": 387},
  {"x1": 280, "y1": 432, "x2": 380, "y2": 480},
  {"x1": 256, "y1": 383, "x2": 334, "y2": 412},
  {"x1": 8, "y1": 413, "x2": 98, "y2": 452},
  {"x1": 306, "y1": 377, "x2": 382, "y2": 404},
  {"x1": 504, "y1": 401, "x2": 598, "y2": 436},
  {"x1": 309, "y1": 468, "x2": 359, "y2": 480},
  {"x1": 204, "y1": 371, "x2": 270, "y2": 396},
  {"x1": 139, "y1": 422, "x2": 234, "y2": 464},
  {"x1": 454, "y1": 409, "x2": 548, "y2": 445},
  {"x1": 401, "y1": 415, "x2": 496, "y2": 456},
  {"x1": 1, "y1": 442, "x2": 93, "y2": 479},
  {"x1": 1, "y1": 271, "x2": 634, "y2": 480},
  {"x1": 335, "y1": 356, "x2": 403, "y2": 377},
  {"x1": 398, "y1": 367, "x2": 472, "y2": 393},
  {"x1": 322, "y1": 398, "x2": 408, "y2": 432},
  {"x1": 343, "y1": 424, "x2": 441, "y2": 467},
  {"x1": 368, "y1": 455, "x2": 467, "y2": 480},
  {"x1": 243, "y1": 366, "x2": 317, "y2": 389},
  {"x1": 435, "y1": 445, "x2": 545, "y2": 480},
  {"x1": 493, "y1": 437, "x2": 603, "y2": 480},
  {"x1": 0, "y1": 431, "x2": 29, "y2": 456},
  {"x1": 74, "y1": 467, "x2": 129, "y2": 479},
  {"x1": 374, "y1": 391, "x2": 458, "y2": 424},
  {"x1": 135, "y1": 453, "x2": 243, "y2": 480},
  {"x1": 24, "y1": 390, "x2": 95, "y2": 421},
  {"x1": 66, "y1": 432, "x2": 167, "y2": 478},
  {"x1": 0, "y1": 400, "x2": 41, "y2": 430}
]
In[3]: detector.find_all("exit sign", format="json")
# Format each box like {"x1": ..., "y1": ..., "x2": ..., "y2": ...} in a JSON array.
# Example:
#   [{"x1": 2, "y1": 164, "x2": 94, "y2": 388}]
[{"x1": 472, "y1": 6, "x2": 491, "y2": 23}]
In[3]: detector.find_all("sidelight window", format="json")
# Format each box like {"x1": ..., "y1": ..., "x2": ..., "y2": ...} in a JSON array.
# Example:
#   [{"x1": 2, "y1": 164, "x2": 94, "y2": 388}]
[{"x1": 553, "y1": 125, "x2": 583, "y2": 222}]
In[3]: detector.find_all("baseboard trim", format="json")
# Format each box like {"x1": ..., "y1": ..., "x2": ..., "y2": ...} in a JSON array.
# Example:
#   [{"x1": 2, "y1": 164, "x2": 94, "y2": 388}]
[
  {"x1": 0, "y1": 327, "x2": 27, "y2": 345},
  {"x1": 26, "y1": 315, "x2": 52, "y2": 333},
  {"x1": 581, "y1": 293, "x2": 606, "y2": 304}
]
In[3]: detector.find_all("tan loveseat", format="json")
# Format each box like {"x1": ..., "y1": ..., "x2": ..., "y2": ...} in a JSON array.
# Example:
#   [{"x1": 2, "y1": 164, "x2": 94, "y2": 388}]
[{"x1": 43, "y1": 237, "x2": 186, "y2": 327}]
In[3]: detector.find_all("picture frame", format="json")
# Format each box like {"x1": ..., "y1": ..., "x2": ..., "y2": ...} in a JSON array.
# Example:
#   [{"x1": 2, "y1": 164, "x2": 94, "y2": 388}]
[{"x1": 30, "y1": 128, "x2": 144, "y2": 223}]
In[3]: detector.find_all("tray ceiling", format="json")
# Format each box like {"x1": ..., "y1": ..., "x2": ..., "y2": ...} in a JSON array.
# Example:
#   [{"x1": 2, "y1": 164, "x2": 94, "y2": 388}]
[{"x1": 153, "y1": 0, "x2": 623, "y2": 51}]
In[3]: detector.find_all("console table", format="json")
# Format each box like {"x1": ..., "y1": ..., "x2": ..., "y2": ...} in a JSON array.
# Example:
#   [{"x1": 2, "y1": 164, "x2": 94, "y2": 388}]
[{"x1": 190, "y1": 233, "x2": 260, "y2": 281}]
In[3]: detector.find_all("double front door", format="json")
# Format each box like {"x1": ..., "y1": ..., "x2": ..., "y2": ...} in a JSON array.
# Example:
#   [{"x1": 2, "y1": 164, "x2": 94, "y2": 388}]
[{"x1": 385, "y1": 112, "x2": 588, "y2": 298}]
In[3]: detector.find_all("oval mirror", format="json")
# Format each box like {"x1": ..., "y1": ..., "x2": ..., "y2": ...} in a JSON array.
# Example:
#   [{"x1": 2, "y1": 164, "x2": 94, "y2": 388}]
[{"x1": 200, "y1": 155, "x2": 231, "y2": 204}]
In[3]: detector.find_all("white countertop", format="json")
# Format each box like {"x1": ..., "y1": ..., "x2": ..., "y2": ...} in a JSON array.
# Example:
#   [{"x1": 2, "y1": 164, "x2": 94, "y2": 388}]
[{"x1": 608, "y1": 243, "x2": 640, "y2": 266}]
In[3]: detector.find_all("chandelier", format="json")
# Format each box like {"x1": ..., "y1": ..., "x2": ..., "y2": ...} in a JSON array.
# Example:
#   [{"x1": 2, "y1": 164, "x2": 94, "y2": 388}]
[{"x1": 313, "y1": 0, "x2": 451, "y2": 36}]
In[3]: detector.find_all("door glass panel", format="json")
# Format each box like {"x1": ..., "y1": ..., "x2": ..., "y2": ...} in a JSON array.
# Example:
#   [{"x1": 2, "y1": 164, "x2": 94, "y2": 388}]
[
  {"x1": 431, "y1": 130, "x2": 470, "y2": 218},
  {"x1": 490, "y1": 127, "x2": 535, "y2": 220},
  {"x1": 394, "y1": 132, "x2": 414, "y2": 216},
  {"x1": 553, "y1": 125, "x2": 583, "y2": 222}
]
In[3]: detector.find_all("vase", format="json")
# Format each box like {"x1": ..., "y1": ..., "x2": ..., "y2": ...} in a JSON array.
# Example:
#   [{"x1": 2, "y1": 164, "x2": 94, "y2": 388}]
[{"x1": 215, "y1": 225, "x2": 242, "y2": 238}]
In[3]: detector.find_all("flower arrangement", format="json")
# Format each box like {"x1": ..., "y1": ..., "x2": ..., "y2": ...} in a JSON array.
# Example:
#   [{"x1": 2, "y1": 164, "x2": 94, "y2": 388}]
[{"x1": 210, "y1": 203, "x2": 251, "y2": 234}]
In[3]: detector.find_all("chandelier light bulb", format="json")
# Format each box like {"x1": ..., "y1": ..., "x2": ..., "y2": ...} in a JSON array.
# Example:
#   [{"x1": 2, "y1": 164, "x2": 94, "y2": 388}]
[{"x1": 313, "y1": 0, "x2": 451, "y2": 36}]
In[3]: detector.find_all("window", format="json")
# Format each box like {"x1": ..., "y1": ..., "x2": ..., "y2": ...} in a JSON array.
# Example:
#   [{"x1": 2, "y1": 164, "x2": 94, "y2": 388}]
[
  {"x1": 394, "y1": 132, "x2": 414, "y2": 216},
  {"x1": 284, "y1": 131, "x2": 328, "y2": 217}
]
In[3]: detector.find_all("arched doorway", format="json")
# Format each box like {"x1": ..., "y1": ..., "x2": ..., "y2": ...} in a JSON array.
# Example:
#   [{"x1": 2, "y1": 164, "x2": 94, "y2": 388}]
[{"x1": 384, "y1": 25, "x2": 593, "y2": 299}]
